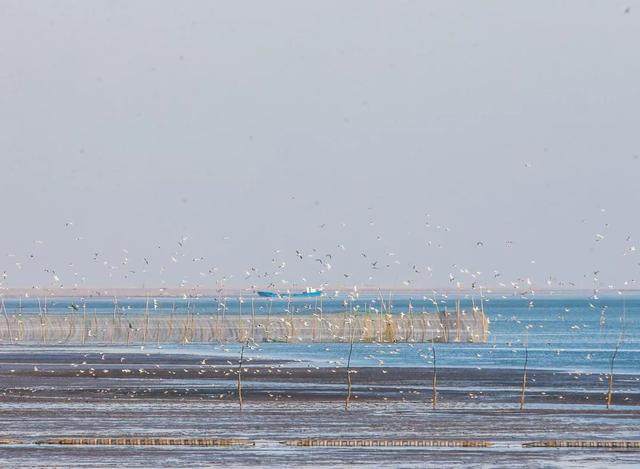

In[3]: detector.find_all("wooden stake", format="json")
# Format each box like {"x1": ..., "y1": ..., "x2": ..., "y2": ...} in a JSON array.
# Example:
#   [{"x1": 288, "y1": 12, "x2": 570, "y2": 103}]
[
  {"x1": 345, "y1": 326, "x2": 355, "y2": 411},
  {"x1": 237, "y1": 341, "x2": 247, "y2": 410},
  {"x1": 608, "y1": 297, "x2": 627, "y2": 410},
  {"x1": 431, "y1": 345, "x2": 437, "y2": 410},
  {"x1": 519, "y1": 347, "x2": 528, "y2": 411},
  {"x1": 607, "y1": 337, "x2": 621, "y2": 409}
]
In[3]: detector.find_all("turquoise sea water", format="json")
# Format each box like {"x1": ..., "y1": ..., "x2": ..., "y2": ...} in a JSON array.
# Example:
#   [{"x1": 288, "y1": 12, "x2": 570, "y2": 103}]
[{"x1": 2, "y1": 294, "x2": 638, "y2": 374}]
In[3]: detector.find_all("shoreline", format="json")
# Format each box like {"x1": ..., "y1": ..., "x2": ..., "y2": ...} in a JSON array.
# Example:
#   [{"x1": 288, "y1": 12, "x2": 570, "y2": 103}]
[
  {"x1": 1, "y1": 347, "x2": 639, "y2": 467},
  {"x1": 1, "y1": 348, "x2": 639, "y2": 407},
  {"x1": 1, "y1": 286, "x2": 636, "y2": 298}
]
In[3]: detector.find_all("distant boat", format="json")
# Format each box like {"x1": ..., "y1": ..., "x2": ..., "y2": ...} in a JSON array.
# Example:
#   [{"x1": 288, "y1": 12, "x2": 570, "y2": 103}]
[{"x1": 257, "y1": 288, "x2": 322, "y2": 298}]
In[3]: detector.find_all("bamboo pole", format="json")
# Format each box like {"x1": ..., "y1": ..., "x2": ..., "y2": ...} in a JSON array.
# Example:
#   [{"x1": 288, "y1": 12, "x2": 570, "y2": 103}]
[
  {"x1": 345, "y1": 323, "x2": 355, "y2": 411},
  {"x1": 221, "y1": 297, "x2": 226, "y2": 343},
  {"x1": 110, "y1": 298, "x2": 117, "y2": 344},
  {"x1": 1, "y1": 298, "x2": 14, "y2": 343},
  {"x1": 143, "y1": 296, "x2": 150, "y2": 344},
  {"x1": 81, "y1": 303, "x2": 87, "y2": 345},
  {"x1": 608, "y1": 298, "x2": 627, "y2": 410},
  {"x1": 238, "y1": 296, "x2": 243, "y2": 342},
  {"x1": 43, "y1": 297, "x2": 49, "y2": 344},
  {"x1": 93, "y1": 308, "x2": 98, "y2": 342},
  {"x1": 251, "y1": 297, "x2": 255, "y2": 342},
  {"x1": 607, "y1": 337, "x2": 621, "y2": 409},
  {"x1": 319, "y1": 295, "x2": 323, "y2": 342},
  {"x1": 519, "y1": 347, "x2": 528, "y2": 411},
  {"x1": 266, "y1": 299, "x2": 272, "y2": 342},
  {"x1": 408, "y1": 300, "x2": 414, "y2": 342},
  {"x1": 37, "y1": 298, "x2": 45, "y2": 344},
  {"x1": 237, "y1": 341, "x2": 247, "y2": 410},
  {"x1": 286, "y1": 296, "x2": 292, "y2": 342},
  {"x1": 169, "y1": 302, "x2": 175, "y2": 341},
  {"x1": 431, "y1": 345, "x2": 437, "y2": 410},
  {"x1": 455, "y1": 299, "x2": 461, "y2": 342}
]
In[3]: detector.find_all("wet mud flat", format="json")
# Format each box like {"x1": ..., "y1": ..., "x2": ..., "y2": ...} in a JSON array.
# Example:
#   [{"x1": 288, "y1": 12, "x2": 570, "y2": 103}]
[{"x1": 1, "y1": 349, "x2": 639, "y2": 467}]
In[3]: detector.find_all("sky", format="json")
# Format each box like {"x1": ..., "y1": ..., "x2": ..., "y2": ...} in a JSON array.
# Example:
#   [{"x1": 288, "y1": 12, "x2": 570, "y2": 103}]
[{"x1": 0, "y1": 1, "x2": 639, "y2": 292}]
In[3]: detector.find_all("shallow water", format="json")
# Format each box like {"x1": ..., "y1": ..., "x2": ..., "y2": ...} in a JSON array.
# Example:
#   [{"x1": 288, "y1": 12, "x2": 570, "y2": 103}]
[
  {"x1": 0, "y1": 398, "x2": 638, "y2": 468},
  {"x1": 2, "y1": 294, "x2": 638, "y2": 374},
  {"x1": 1, "y1": 294, "x2": 639, "y2": 466}
]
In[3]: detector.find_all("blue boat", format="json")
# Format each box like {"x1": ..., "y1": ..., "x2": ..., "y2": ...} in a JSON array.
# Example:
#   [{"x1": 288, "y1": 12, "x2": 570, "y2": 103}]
[{"x1": 257, "y1": 288, "x2": 322, "y2": 298}]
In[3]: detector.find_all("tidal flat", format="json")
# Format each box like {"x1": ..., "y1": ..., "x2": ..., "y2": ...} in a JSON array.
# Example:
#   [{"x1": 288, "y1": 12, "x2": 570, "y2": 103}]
[{"x1": 0, "y1": 346, "x2": 639, "y2": 467}]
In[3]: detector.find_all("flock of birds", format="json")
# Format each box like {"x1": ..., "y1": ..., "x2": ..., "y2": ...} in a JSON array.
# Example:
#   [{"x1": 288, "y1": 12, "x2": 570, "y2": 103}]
[
  {"x1": 0, "y1": 186, "x2": 637, "y2": 409},
  {"x1": 1, "y1": 200, "x2": 639, "y2": 300}
]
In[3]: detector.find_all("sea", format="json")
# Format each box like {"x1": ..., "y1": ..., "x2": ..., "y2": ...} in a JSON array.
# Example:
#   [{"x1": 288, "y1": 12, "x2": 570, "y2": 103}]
[{"x1": 2, "y1": 293, "x2": 638, "y2": 375}]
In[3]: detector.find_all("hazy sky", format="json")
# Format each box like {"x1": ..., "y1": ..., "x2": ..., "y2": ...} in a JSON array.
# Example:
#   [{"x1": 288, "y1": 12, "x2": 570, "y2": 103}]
[{"x1": 1, "y1": 1, "x2": 639, "y2": 291}]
